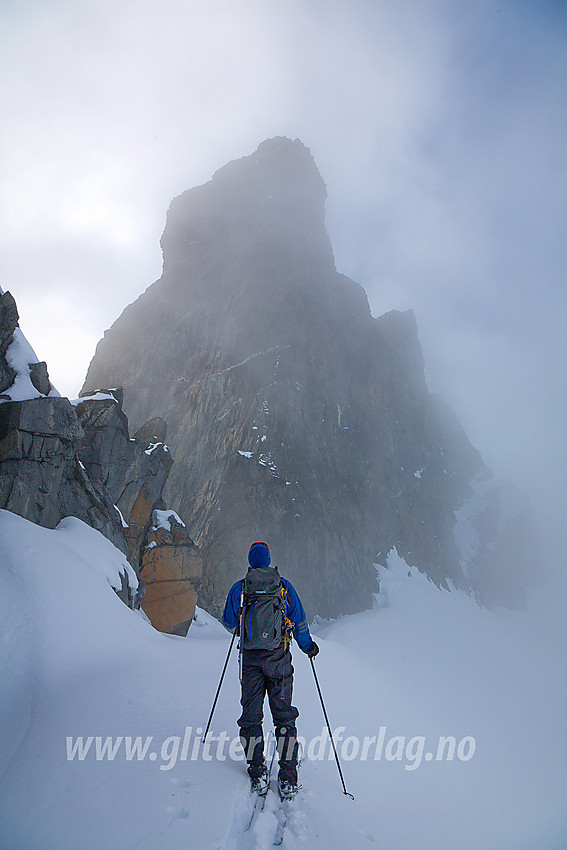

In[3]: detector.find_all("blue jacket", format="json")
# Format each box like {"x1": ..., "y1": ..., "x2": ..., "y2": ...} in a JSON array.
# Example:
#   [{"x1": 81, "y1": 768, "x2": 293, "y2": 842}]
[{"x1": 222, "y1": 573, "x2": 313, "y2": 653}]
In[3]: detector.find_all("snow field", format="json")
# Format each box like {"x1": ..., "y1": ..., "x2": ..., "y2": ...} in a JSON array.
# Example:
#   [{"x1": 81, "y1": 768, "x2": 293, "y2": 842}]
[{"x1": 0, "y1": 510, "x2": 565, "y2": 849}]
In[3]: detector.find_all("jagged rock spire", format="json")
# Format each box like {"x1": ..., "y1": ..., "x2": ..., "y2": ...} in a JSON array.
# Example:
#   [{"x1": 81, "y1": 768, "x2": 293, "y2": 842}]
[{"x1": 83, "y1": 139, "x2": 533, "y2": 616}]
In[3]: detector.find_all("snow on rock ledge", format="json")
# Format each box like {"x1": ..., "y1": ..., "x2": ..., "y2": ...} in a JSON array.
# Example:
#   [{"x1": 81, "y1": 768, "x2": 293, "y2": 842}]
[{"x1": 0, "y1": 289, "x2": 60, "y2": 402}]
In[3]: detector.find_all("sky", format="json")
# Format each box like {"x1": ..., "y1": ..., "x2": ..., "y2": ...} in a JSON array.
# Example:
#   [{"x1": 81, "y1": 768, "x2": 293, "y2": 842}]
[{"x1": 1, "y1": 0, "x2": 566, "y2": 557}]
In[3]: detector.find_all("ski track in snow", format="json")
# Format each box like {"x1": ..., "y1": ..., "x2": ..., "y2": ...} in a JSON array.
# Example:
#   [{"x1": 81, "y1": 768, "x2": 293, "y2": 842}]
[{"x1": 222, "y1": 784, "x2": 305, "y2": 850}]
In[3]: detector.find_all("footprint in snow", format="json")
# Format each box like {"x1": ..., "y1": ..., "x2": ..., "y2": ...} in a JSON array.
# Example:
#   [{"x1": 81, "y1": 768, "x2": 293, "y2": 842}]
[
  {"x1": 171, "y1": 776, "x2": 192, "y2": 788},
  {"x1": 166, "y1": 806, "x2": 189, "y2": 826}
]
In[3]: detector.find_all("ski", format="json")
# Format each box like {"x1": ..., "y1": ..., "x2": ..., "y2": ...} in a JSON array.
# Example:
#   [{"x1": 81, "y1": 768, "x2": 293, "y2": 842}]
[
  {"x1": 243, "y1": 734, "x2": 277, "y2": 832},
  {"x1": 272, "y1": 742, "x2": 303, "y2": 844},
  {"x1": 272, "y1": 793, "x2": 298, "y2": 846},
  {"x1": 244, "y1": 786, "x2": 268, "y2": 831}
]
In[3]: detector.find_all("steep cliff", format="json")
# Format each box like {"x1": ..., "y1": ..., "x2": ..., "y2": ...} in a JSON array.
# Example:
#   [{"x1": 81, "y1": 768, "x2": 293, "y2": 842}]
[{"x1": 83, "y1": 137, "x2": 530, "y2": 617}]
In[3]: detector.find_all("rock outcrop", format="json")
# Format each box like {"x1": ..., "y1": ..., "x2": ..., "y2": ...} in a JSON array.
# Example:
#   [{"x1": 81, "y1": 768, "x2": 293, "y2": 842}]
[
  {"x1": 1, "y1": 287, "x2": 130, "y2": 582},
  {"x1": 140, "y1": 510, "x2": 202, "y2": 634},
  {"x1": 0, "y1": 290, "x2": 200, "y2": 631},
  {"x1": 83, "y1": 138, "x2": 534, "y2": 616},
  {"x1": 74, "y1": 390, "x2": 173, "y2": 564},
  {"x1": 1, "y1": 288, "x2": 59, "y2": 402},
  {"x1": 0, "y1": 290, "x2": 17, "y2": 394},
  {"x1": 0, "y1": 394, "x2": 129, "y2": 561}
]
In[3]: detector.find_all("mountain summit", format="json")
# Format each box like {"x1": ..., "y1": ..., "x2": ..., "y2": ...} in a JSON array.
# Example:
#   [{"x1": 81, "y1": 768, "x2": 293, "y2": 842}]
[{"x1": 84, "y1": 138, "x2": 531, "y2": 617}]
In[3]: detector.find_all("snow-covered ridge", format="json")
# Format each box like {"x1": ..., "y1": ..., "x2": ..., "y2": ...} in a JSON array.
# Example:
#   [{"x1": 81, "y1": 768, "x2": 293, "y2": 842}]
[{"x1": 4, "y1": 512, "x2": 139, "y2": 593}]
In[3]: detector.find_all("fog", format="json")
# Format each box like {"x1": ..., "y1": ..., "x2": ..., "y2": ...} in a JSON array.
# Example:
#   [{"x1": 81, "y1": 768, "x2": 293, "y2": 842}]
[{"x1": 1, "y1": 0, "x2": 565, "y2": 562}]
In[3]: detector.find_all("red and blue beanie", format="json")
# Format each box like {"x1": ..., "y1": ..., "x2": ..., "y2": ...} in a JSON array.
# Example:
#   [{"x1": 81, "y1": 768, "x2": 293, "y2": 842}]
[{"x1": 248, "y1": 541, "x2": 271, "y2": 568}]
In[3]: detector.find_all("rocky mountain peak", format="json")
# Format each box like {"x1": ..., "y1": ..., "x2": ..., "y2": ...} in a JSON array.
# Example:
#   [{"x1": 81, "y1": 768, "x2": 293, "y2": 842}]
[
  {"x1": 83, "y1": 140, "x2": 535, "y2": 617},
  {"x1": 213, "y1": 136, "x2": 327, "y2": 200},
  {"x1": 160, "y1": 136, "x2": 334, "y2": 291}
]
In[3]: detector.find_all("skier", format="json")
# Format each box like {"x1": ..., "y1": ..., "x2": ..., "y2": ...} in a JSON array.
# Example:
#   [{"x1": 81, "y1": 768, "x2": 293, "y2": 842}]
[{"x1": 222, "y1": 541, "x2": 319, "y2": 797}]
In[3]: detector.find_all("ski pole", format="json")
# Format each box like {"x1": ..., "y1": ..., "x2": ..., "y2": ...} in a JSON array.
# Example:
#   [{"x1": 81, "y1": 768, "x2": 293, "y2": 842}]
[
  {"x1": 203, "y1": 628, "x2": 237, "y2": 744},
  {"x1": 310, "y1": 657, "x2": 355, "y2": 799}
]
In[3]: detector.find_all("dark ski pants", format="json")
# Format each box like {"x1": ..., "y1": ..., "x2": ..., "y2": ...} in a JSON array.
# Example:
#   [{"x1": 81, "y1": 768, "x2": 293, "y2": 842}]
[{"x1": 238, "y1": 645, "x2": 300, "y2": 783}]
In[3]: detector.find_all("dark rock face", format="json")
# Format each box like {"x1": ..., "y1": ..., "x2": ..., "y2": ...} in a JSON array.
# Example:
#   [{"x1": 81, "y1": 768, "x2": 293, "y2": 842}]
[
  {"x1": 0, "y1": 395, "x2": 130, "y2": 571},
  {"x1": 74, "y1": 392, "x2": 173, "y2": 563},
  {"x1": 0, "y1": 291, "x2": 19, "y2": 394},
  {"x1": 0, "y1": 299, "x2": 124, "y2": 554},
  {"x1": 83, "y1": 137, "x2": 530, "y2": 617}
]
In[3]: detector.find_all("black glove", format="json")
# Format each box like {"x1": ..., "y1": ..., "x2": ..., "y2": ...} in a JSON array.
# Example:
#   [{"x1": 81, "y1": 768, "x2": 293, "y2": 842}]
[{"x1": 306, "y1": 641, "x2": 319, "y2": 658}]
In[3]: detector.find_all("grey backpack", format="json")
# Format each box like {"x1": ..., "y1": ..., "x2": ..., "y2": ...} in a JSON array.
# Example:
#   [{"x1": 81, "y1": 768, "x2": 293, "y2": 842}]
[{"x1": 241, "y1": 566, "x2": 286, "y2": 650}]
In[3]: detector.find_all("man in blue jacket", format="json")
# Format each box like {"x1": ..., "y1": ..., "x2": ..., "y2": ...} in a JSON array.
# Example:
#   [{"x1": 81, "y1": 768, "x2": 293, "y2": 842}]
[{"x1": 222, "y1": 541, "x2": 319, "y2": 795}]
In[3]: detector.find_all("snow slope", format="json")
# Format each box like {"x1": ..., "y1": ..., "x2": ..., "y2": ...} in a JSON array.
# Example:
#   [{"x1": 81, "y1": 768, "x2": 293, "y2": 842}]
[{"x1": 0, "y1": 509, "x2": 565, "y2": 849}]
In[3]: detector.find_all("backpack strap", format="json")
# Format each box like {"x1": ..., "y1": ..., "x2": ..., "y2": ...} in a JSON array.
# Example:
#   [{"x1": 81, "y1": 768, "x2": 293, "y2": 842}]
[{"x1": 280, "y1": 585, "x2": 294, "y2": 650}]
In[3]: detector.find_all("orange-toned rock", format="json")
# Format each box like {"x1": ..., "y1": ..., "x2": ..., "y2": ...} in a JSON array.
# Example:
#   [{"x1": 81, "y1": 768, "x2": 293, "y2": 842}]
[
  {"x1": 142, "y1": 571, "x2": 197, "y2": 636},
  {"x1": 140, "y1": 510, "x2": 202, "y2": 635},
  {"x1": 124, "y1": 485, "x2": 153, "y2": 562}
]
